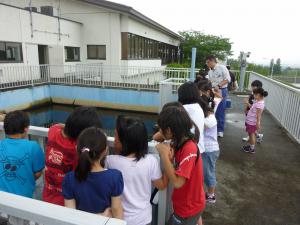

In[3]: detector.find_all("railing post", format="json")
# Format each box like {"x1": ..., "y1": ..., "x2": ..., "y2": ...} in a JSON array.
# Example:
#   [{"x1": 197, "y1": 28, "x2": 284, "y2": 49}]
[
  {"x1": 30, "y1": 66, "x2": 34, "y2": 87},
  {"x1": 138, "y1": 68, "x2": 141, "y2": 91}
]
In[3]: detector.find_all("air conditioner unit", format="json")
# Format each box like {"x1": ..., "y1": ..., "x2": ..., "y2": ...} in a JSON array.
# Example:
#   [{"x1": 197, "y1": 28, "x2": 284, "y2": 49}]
[
  {"x1": 40, "y1": 6, "x2": 54, "y2": 16},
  {"x1": 24, "y1": 7, "x2": 38, "y2": 13}
]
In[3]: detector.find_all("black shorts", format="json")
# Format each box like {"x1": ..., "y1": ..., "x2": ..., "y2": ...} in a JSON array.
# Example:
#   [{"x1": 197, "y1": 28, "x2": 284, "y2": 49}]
[{"x1": 167, "y1": 211, "x2": 202, "y2": 225}]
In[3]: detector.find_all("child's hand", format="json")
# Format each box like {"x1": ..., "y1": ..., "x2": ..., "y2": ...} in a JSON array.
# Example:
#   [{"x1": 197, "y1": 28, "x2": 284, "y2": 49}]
[
  {"x1": 98, "y1": 208, "x2": 112, "y2": 217},
  {"x1": 156, "y1": 143, "x2": 172, "y2": 160}
]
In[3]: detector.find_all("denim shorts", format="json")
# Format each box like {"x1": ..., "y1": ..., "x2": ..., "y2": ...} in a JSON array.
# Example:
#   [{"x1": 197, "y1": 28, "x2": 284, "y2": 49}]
[
  {"x1": 167, "y1": 211, "x2": 202, "y2": 225},
  {"x1": 202, "y1": 151, "x2": 220, "y2": 187}
]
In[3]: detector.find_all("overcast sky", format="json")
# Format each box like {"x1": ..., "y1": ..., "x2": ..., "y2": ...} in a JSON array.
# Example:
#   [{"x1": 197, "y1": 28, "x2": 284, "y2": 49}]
[{"x1": 113, "y1": 0, "x2": 300, "y2": 66}]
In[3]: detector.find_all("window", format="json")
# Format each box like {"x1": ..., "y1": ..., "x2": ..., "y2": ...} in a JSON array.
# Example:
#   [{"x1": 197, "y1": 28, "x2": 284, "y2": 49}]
[
  {"x1": 121, "y1": 32, "x2": 178, "y2": 63},
  {"x1": 87, "y1": 45, "x2": 106, "y2": 60},
  {"x1": 65, "y1": 47, "x2": 80, "y2": 62},
  {"x1": 0, "y1": 41, "x2": 23, "y2": 63}
]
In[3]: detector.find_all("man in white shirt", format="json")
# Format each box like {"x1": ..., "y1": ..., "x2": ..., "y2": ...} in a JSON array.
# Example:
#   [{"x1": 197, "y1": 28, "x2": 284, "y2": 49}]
[{"x1": 206, "y1": 55, "x2": 231, "y2": 138}]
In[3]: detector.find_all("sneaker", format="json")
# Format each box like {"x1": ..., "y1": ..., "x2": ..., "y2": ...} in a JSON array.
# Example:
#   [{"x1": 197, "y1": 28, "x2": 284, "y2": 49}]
[
  {"x1": 257, "y1": 134, "x2": 264, "y2": 143},
  {"x1": 218, "y1": 132, "x2": 224, "y2": 138},
  {"x1": 242, "y1": 136, "x2": 249, "y2": 142},
  {"x1": 243, "y1": 145, "x2": 255, "y2": 154},
  {"x1": 205, "y1": 193, "x2": 216, "y2": 204}
]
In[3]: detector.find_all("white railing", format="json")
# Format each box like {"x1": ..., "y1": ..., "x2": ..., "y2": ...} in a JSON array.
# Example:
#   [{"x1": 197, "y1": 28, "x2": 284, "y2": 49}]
[
  {"x1": 0, "y1": 64, "x2": 199, "y2": 91},
  {"x1": 249, "y1": 72, "x2": 300, "y2": 143},
  {"x1": 0, "y1": 123, "x2": 168, "y2": 225}
]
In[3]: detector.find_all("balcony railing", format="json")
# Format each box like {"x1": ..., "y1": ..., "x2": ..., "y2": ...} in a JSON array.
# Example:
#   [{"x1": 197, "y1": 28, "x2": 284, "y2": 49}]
[{"x1": 0, "y1": 64, "x2": 199, "y2": 91}]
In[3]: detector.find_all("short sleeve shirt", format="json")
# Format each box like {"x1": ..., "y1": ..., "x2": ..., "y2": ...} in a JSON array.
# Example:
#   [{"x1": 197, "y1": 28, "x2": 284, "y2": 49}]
[
  {"x1": 43, "y1": 124, "x2": 77, "y2": 206},
  {"x1": 0, "y1": 138, "x2": 45, "y2": 198},
  {"x1": 246, "y1": 100, "x2": 265, "y2": 125},
  {"x1": 208, "y1": 64, "x2": 231, "y2": 88},
  {"x1": 62, "y1": 170, "x2": 123, "y2": 214},
  {"x1": 106, "y1": 154, "x2": 162, "y2": 225},
  {"x1": 172, "y1": 140, "x2": 206, "y2": 218}
]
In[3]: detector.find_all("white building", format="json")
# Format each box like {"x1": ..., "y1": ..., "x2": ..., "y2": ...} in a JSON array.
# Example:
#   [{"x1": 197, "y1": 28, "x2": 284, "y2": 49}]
[{"x1": 0, "y1": 0, "x2": 182, "y2": 69}]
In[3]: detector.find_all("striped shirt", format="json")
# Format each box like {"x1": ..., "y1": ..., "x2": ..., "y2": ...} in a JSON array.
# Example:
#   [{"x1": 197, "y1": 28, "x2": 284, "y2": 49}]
[{"x1": 246, "y1": 100, "x2": 265, "y2": 125}]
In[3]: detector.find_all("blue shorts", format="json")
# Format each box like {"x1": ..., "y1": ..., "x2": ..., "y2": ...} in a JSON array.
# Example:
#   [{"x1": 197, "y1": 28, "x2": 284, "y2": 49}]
[{"x1": 202, "y1": 151, "x2": 220, "y2": 187}]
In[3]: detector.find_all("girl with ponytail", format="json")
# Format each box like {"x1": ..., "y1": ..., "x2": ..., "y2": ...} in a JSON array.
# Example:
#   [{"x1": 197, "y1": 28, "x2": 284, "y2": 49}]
[
  {"x1": 62, "y1": 127, "x2": 124, "y2": 219},
  {"x1": 243, "y1": 87, "x2": 268, "y2": 154}
]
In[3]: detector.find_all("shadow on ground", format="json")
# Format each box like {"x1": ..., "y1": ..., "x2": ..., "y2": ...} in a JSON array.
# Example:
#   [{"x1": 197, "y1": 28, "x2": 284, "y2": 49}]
[{"x1": 202, "y1": 95, "x2": 300, "y2": 225}]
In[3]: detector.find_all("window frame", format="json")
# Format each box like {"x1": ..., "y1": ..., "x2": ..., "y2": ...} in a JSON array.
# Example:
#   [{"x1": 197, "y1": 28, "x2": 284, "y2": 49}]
[
  {"x1": 0, "y1": 41, "x2": 23, "y2": 63},
  {"x1": 87, "y1": 45, "x2": 106, "y2": 60},
  {"x1": 64, "y1": 46, "x2": 80, "y2": 62}
]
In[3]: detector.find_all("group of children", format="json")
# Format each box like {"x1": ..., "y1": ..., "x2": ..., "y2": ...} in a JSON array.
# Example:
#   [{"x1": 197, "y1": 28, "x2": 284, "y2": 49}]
[{"x1": 0, "y1": 78, "x2": 267, "y2": 225}]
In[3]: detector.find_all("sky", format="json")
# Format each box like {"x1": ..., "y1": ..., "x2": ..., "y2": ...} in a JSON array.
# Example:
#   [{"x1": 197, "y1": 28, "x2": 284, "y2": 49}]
[{"x1": 112, "y1": 0, "x2": 300, "y2": 67}]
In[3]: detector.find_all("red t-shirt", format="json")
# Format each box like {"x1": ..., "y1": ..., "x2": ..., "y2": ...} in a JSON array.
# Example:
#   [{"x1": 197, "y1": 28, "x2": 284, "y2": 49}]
[
  {"x1": 42, "y1": 124, "x2": 77, "y2": 206},
  {"x1": 172, "y1": 140, "x2": 206, "y2": 218}
]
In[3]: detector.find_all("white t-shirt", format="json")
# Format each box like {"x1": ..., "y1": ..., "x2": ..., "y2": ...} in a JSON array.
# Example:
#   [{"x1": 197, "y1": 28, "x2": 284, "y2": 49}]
[
  {"x1": 106, "y1": 154, "x2": 162, "y2": 225},
  {"x1": 204, "y1": 114, "x2": 219, "y2": 152},
  {"x1": 208, "y1": 64, "x2": 231, "y2": 88},
  {"x1": 183, "y1": 103, "x2": 205, "y2": 153}
]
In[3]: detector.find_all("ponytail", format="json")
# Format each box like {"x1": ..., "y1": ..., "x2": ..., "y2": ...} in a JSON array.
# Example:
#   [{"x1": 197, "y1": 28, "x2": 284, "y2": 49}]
[
  {"x1": 253, "y1": 87, "x2": 268, "y2": 98},
  {"x1": 75, "y1": 127, "x2": 107, "y2": 182}
]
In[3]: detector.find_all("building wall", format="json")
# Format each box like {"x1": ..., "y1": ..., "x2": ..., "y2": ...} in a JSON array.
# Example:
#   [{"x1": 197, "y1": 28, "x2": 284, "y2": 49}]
[
  {"x1": 0, "y1": 3, "x2": 82, "y2": 67},
  {"x1": 1, "y1": 0, "x2": 181, "y2": 68}
]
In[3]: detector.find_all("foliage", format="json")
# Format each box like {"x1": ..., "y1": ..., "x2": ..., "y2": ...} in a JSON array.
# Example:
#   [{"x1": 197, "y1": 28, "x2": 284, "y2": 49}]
[
  {"x1": 166, "y1": 63, "x2": 190, "y2": 68},
  {"x1": 227, "y1": 58, "x2": 270, "y2": 76},
  {"x1": 179, "y1": 30, "x2": 233, "y2": 68},
  {"x1": 273, "y1": 58, "x2": 282, "y2": 75}
]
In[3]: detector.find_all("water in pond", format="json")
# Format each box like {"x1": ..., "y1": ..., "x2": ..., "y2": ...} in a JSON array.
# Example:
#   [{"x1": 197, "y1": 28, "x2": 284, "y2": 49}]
[{"x1": 26, "y1": 104, "x2": 158, "y2": 139}]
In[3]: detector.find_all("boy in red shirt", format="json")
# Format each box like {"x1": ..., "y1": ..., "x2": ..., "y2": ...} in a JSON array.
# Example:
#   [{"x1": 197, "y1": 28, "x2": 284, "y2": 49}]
[
  {"x1": 156, "y1": 105, "x2": 205, "y2": 225},
  {"x1": 43, "y1": 107, "x2": 101, "y2": 205}
]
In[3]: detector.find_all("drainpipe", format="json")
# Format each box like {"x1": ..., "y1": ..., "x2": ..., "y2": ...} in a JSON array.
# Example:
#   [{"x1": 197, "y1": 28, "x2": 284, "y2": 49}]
[
  {"x1": 29, "y1": 0, "x2": 33, "y2": 38},
  {"x1": 58, "y1": 0, "x2": 61, "y2": 41},
  {"x1": 190, "y1": 48, "x2": 196, "y2": 81}
]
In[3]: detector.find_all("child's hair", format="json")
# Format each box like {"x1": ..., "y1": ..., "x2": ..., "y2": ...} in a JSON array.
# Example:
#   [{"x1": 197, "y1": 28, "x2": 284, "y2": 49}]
[
  {"x1": 197, "y1": 80, "x2": 216, "y2": 111},
  {"x1": 116, "y1": 116, "x2": 148, "y2": 161},
  {"x1": 253, "y1": 87, "x2": 268, "y2": 97},
  {"x1": 178, "y1": 82, "x2": 207, "y2": 112},
  {"x1": 158, "y1": 106, "x2": 198, "y2": 151},
  {"x1": 251, "y1": 80, "x2": 263, "y2": 88},
  {"x1": 162, "y1": 101, "x2": 183, "y2": 111},
  {"x1": 75, "y1": 127, "x2": 107, "y2": 182},
  {"x1": 4, "y1": 111, "x2": 30, "y2": 135},
  {"x1": 64, "y1": 107, "x2": 102, "y2": 140}
]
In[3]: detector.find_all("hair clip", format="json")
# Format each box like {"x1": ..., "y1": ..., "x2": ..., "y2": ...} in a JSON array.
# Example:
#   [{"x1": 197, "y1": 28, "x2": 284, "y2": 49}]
[{"x1": 81, "y1": 147, "x2": 90, "y2": 153}]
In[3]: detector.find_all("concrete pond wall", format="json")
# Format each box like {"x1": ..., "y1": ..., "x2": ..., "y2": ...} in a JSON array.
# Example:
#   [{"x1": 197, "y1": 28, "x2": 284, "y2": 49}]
[{"x1": 0, "y1": 85, "x2": 167, "y2": 113}]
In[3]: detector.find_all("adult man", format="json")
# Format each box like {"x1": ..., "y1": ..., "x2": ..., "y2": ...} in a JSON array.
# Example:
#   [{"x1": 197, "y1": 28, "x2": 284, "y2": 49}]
[{"x1": 206, "y1": 55, "x2": 231, "y2": 137}]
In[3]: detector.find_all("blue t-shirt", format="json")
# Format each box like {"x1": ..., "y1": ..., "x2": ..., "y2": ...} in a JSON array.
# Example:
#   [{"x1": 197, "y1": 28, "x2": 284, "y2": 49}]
[
  {"x1": 0, "y1": 138, "x2": 45, "y2": 198},
  {"x1": 62, "y1": 169, "x2": 124, "y2": 214}
]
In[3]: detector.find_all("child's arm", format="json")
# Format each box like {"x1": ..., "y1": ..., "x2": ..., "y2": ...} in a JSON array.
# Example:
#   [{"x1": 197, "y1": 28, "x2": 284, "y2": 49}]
[
  {"x1": 34, "y1": 171, "x2": 43, "y2": 180},
  {"x1": 152, "y1": 173, "x2": 169, "y2": 190},
  {"x1": 256, "y1": 108, "x2": 263, "y2": 131},
  {"x1": 156, "y1": 143, "x2": 186, "y2": 189},
  {"x1": 111, "y1": 196, "x2": 123, "y2": 219},
  {"x1": 64, "y1": 199, "x2": 76, "y2": 209}
]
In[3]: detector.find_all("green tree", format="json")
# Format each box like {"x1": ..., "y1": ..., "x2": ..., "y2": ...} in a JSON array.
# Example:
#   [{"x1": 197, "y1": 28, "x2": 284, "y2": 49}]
[
  {"x1": 273, "y1": 58, "x2": 282, "y2": 75},
  {"x1": 179, "y1": 30, "x2": 233, "y2": 68}
]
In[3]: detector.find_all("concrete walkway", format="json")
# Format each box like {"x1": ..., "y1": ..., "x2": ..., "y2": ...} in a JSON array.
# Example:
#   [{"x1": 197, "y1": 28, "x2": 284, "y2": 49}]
[{"x1": 203, "y1": 95, "x2": 300, "y2": 225}]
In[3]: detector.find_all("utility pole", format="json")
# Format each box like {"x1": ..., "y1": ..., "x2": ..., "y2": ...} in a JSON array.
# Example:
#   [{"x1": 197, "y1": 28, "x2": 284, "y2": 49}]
[
  {"x1": 270, "y1": 58, "x2": 274, "y2": 79},
  {"x1": 239, "y1": 51, "x2": 250, "y2": 91},
  {"x1": 190, "y1": 48, "x2": 196, "y2": 81}
]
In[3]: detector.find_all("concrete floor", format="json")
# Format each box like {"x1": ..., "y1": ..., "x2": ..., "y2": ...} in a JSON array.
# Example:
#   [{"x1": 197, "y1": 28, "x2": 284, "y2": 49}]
[{"x1": 203, "y1": 95, "x2": 300, "y2": 225}]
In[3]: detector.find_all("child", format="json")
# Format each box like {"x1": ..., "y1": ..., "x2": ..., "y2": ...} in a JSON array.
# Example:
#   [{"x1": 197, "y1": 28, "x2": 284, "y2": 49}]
[
  {"x1": 62, "y1": 127, "x2": 123, "y2": 219},
  {"x1": 243, "y1": 87, "x2": 268, "y2": 154},
  {"x1": 243, "y1": 80, "x2": 264, "y2": 142},
  {"x1": 178, "y1": 82, "x2": 205, "y2": 154},
  {"x1": 0, "y1": 111, "x2": 45, "y2": 225},
  {"x1": 156, "y1": 106, "x2": 205, "y2": 225},
  {"x1": 106, "y1": 116, "x2": 168, "y2": 225},
  {"x1": 0, "y1": 111, "x2": 45, "y2": 198},
  {"x1": 43, "y1": 106, "x2": 102, "y2": 206}
]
